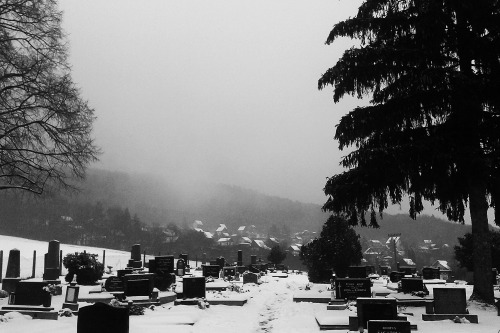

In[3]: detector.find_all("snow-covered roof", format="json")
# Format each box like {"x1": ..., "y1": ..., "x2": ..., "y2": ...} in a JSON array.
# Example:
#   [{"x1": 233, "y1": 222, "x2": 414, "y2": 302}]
[
  {"x1": 217, "y1": 238, "x2": 231, "y2": 242},
  {"x1": 432, "y1": 260, "x2": 451, "y2": 270},
  {"x1": 401, "y1": 258, "x2": 415, "y2": 266},
  {"x1": 238, "y1": 226, "x2": 246, "y2": 231},
  {"x1": 241, "y1": 237, "x2": 252, "y2": 243},
  {"x1": 194, "y1": 228, "x2": 204, "y2": 232},
  {"x1": 254, "y1": 240, "x2": 270, "y2": 250},
  {"x1": 194, "y1": 220, "x2": 203, "y2": 226},
  {"x1": 290, "y1": 245, "x2": 300, "y2": 252},
  {"x1": 386, "y1": 236, "x2": 400, "y2": 244},
  {"x1": 269, "y1": 237, "x2": 279, "y2": 244},
  {"x1": 204, "y1": 232, "x2": 213, "y2": 239},
  {"x1": 216, "y1": 224, "x2": 227, "y2": 232}
]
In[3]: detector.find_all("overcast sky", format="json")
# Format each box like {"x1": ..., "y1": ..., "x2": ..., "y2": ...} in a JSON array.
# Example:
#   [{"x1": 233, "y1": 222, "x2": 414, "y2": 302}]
[{"x1": 59, "y1": 1, "x2": 366, "y2": 205}]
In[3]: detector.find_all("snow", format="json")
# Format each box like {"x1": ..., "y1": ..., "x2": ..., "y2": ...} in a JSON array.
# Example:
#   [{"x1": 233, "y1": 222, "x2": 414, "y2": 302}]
[{"x1": 1, "y1": 235, "x2": 500, "y2": 332}]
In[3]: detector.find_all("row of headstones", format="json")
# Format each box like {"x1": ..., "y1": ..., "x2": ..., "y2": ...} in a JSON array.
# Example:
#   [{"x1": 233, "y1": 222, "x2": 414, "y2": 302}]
[
  {"x1": 1, "y1": 240, "x2": 64, "y2": 294},
  {"x1": 346, "y1": 265, "x2": 438, "y2": 280}
]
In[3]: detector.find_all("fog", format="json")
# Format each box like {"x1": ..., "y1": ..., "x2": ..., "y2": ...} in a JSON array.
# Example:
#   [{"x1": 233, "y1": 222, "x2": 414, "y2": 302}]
[{"x1": 58, "y1": 0, "x2": 366, "y2": 205}]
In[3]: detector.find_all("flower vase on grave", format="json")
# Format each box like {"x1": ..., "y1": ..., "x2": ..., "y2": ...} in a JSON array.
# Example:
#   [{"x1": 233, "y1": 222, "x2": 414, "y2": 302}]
[{"x1": 42, "y1": 292, "x2": 52, "y2": 307}]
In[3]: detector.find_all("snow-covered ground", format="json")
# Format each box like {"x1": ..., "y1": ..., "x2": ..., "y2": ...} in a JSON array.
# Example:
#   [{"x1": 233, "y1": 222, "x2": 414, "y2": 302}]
[{"x1": 1, "y1": 235, "x2": 499, "y2": 333}]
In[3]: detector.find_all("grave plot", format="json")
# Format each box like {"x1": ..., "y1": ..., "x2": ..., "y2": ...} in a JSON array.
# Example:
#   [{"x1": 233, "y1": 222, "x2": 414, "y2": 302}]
[
  {"x1": 0, "y1": 280, "x2": 58, "y2": 320},
  {"x1": 78, "y1": 302, "x2": 129, "y2": 333},
  {"x1": 422, "y1": 287, "x2": 478, "y2": 323}
]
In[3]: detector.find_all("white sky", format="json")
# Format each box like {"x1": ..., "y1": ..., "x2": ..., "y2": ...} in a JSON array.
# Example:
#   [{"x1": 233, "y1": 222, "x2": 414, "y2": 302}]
[{"x1": 59, "y1": 0, "x2": 364, "y2": 205}]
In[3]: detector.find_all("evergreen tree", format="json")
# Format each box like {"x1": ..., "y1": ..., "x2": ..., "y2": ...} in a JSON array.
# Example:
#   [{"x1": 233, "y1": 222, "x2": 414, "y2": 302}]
[
  {"x1": 267, "y1": 245, "x2": 287, "y2": 265},
  {"x1": 319, "y1": 0, "x2": 500, "y2": 303},
  {"x1": 300, "y1": 215, "x2": 362, "y2": 282}
]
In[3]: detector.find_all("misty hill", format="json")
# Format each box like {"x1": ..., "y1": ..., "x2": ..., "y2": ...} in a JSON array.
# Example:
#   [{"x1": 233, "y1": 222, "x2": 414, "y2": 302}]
[{"x1": 70, "y1": 169, "x2": 330, "y2": 233}]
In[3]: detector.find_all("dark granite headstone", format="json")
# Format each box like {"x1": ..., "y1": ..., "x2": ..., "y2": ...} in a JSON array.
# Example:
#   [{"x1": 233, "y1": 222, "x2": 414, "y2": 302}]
[
  {"x1": 77, "y1": 302, "x2": 129, "y2": 333},
  {"x1": 176, "y1": 258, "x2": 185, "y2": 276},
  {"x1": 202, "y1": 264, "x2": 220, "y2": 278},
  {"x1": 390, "y1": 271, "x2": 404, "y2": 283},
  {"x1": 237, "y1": 250, "x2": 243, "y2": 266},
  {"x1": 11, "y1": 281, "x2": 50, "y2": 306},
  {"x1": 183, "y1": 276, "x2": 206, "y2": 298},
  {"x1": 243, "y1": 272, "x2": 259, "y2": 284},
  {"x1": 433, "y1": 288, "x2": 467, "y2": 314},
  {"x1": 348, "y1": 266, "x2": 368, "y2": 278},
  {"x1": 400, "y1": 278, "x2": 424, "y2": 294},
  {"x1": 357, "y1": 298, "x2": 398, "y2": 331},
  {"x1": 155, "y1": 256, "x2": 175, "y2": 274},
  {"x1": 124, "y1": 279, "x2": 151, "y2": 297},
  {"x1": 216, "y1": 257, "x2": 225, "y2": 270},
  {"x1": 117, "y1": 268, "x2": 134, "y2": 279},
  {"x1": 335, "y1": 278, "x2": 371, "y2": 300},
  {"x1": 399, "y1": 266, "x2": 416, "y2": 275},
  {"x1": 179, "y1": 254, "x2": 189, "y2": 266},
  {"x1": 131, "y1": 244, "x2": 141, "y2": 261},
  {"x1": 236, "y1": 265, "x2": 247, "y2": 274},
  {"x1": 104, "y1": 276, "x2": 124, "y2": 292},
  {"x1": 367, "y1": 320, "x2": 410, "y2": 333},
  {"x1": 148, "y1": 259, "x2": 157, "y2": 274},
  {"x1": 250, "y1": 255, "x2": 257, "y2": 265},
  {"x1": 43, "y1": 240, "x2": 60, "y2": 280},
  {"x1": 422, "y1": 267, "x2": 440, "y2": 280},
  {"x1": 5, "y1": 249, "x2": 20, "y2": 278},
  {"x1": 223, "y1": 266, "x2": 236, "y2": 277}
]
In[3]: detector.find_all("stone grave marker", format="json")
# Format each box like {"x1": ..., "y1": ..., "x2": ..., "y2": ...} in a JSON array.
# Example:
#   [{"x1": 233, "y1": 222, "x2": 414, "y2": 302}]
[
  {"x1": 366, "y1": 265, "x2": 375, "y2": 275},
  {"x1": 356, "y1": 298, "x2": 399, "y2": 331},
  {"x1": 422, "y1": 287, "x2": 478, "y2": 323},
  {"x1": 179, "y1": 253, "x2": 189, "y2": 265},
  {"x1": 243, "y1": 272, "x2": 259, "y2": 284},
  {"x1": 8, "y1": 280, "x2": 51, "y2": 306},
  {"x1": 399, "y1": 266, "x2": 416, "y2": 276},
  {"x1": 216, "y1": 257, "x2": 225, "y2": 270},
  {"x1": 236, "y1": 265, "x2": 247, "y2": 274},
  {"x1": 2, "y1": 249, "x2": 22, "y2": 293},
  {"x1": 400, "y1": 278, "x2": 425, "y2": 294},
  {"x1": 128, "y1": 244, "x2": 142, "y2": 268},
  {"x1": 367, "y1": 320, "x2": 410, "y2": 333},
  {"x1": 348, "y1": 266, "x2": 368, "y2": 278},
  {"x1": 123, "y1": 273, "x2": 154, "y2": 297},
  {"x1": 237, "y1": 250, "x2": 243, "y2": 266},
  {"x1": 182, "y1": 276, "x2": 206, "y2": 298},
  {"x1": 250, "y1": 255, "x2": 257, "y2": 265},
  {"x1": 422, "y1": 267, "x2": 440, "y2": 280},
  {"x1": 155, "y1": 255, "x2": 175, "y2": 274},
  {"x1": 390, "y1": 271, "x2": 404, "y2": 283},
  {"x1": 77, "y1": 302, "x2": 129, "y2": 333},
  {"x1": 176, "y1": 258, "x2": 185, "y2": 276},
  {"x1": 433, "y1": 288, "x2": 467, "y2": 314},
  {"x1": 202, "y1": 264, "x2": 220, "y2": 278},
  {"x1": 43, "y1": 240, "x2": 61, "y2": 281},
  {"x1": 380, "y1": 266, "x2": 390, "y2": 276},
  {"x1": 335, "y1": 278, "x2": 371, "y2": 300},
  {"x1": 104, "y1": 276, "x2": 124, "y2": 292}
]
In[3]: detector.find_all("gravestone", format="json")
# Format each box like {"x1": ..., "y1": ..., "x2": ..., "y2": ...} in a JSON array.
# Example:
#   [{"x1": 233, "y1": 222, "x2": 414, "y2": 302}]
[
  {"x1": 399, "y1": 266, "x2": 416, "y2": 276},
  {"x1": 77, "y1": 302, "x2": 129, "y2": 333},
  {"x1": 368, "y1": 320, "x2": 410, "y2": 333},
  {"x1": 128, "y1": 244, "x2": 142, "y2": 268},
  {"x1": 422, "y1": 267, "x2": 440, "y2": 280},
  {"x1": 335, "y1": 278, "x2": 371, "y2": 300},
  {"x1": 356, "y1": 298, "x2": 399, "y2": 331},
  {"x1": 237, "y1": 250, "x2": 243, "y2": 266},
  {"x1": 422, "y1": 287, "x2": 478, "y2": 323},
  {"x1": 148, "y1": 259, "x2": 156, "y2": 274},
  {"x1": 380, "y1": 266, "x2": 390, "y2": 276},
  {"x1": 366, "y1": 265, "x2": 375, "y2": 275},
  {"x1": 10, "y1": 280, "x2": 51, "y2": 306},
  {"x1": 433, "y1": 288, "x2": 467, "y2": 314},
  {"x1": 202, "y1": 264, "x2": 220, "y2": 278},
  {"x1": 117, "y1": 268, "x2": 134, "y2": 279},
  {"x1": 216, "y1": 257, "x2": 225, "y2": 270},
  {"x1": 390, "y1": 271, "x2": 404, "y2": 283},
  {"x1": 151, "y1": 255, "x2": 176, "y2": 291},
  {"x1": 179, "y1": 254, "x2": 189, "y2": 266},
  {"x1": 400, "y1": 278, "x2": 425, "y2": 294},
  {"x1": 250, "y1": 255, "x2": 257, "y2": 265},
  {"x1": 223, "y1": 266, "x2": 236, "y2": 277},
  {"x1": 176, "y1": 258, "x2": 185, "y2": 276},
  {"x1": 104, "y1": 276, "x2": 124, "y2": 292},
  {"x1": 122, "y1": 273, "x2": 154, "y2": 297},
  {"x1": 236, "y1": 266, "x2": 247, "y2": 274},
  {"x1": 2, "y1": 249, "x2": 22, "y2": 293},
  {"x1": 243, "y1": 272, "x2": 259, "y2": 284},
  {"x1": 43, "y1": 240, "x2": 61, "y2": 281},
  {"x1": 348, "y1": 266, "x2": 368, "y2": 278},
  {"x1": 155, "y1": 255, "x2": 175, "y2": 274},
  {"x1": 182, "y1": 276, "x2": 206, "y2": 298},
  {"x1": 124, "y1": 279, "x2": 151, "y2": 297}
]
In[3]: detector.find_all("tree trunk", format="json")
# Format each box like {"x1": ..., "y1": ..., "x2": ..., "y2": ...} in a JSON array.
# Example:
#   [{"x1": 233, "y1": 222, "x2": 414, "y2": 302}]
[{"x1": 469, "y1": 181, "x2": 494, "y2": 304}]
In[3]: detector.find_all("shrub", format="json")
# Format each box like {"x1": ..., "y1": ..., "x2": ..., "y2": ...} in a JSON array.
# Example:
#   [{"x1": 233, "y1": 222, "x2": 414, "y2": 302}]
[{"x1": 63, "y1": 252, "x2": 104, "y2": 285}]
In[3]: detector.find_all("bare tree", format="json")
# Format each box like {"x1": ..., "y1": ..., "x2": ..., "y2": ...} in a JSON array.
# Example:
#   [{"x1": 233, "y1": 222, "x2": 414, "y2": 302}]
[{"x1": 0, "y1": 0, "x2": 99, "y2": 193}]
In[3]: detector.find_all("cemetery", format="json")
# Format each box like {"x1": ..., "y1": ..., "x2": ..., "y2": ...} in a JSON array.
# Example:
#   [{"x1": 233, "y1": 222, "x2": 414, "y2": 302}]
[{"x1": 0, "y1": 237, "x2": 499, "y2": 333}]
